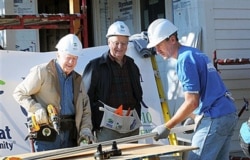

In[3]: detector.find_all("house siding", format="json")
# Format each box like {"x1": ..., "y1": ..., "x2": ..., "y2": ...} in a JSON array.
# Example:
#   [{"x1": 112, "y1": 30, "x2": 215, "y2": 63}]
[{"x1": 199, "y1": 0, "x2": 250, "y2": 152}]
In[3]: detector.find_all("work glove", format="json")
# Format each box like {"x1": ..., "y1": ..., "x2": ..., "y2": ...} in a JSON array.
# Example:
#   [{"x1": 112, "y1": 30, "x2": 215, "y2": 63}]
[
  {"x1": 183, "y1": 117, "x2": 195, "y2": 134},
  {"x1": 34, "y1": 108, "x2": 49, "y2": 125},
  {"x1": 30, "y1": 103, "x2": 43, "y2": 113},
  {"x1": 151, "y1": 124, "x2": 170, "y2": 141},
  {"x1": 78, "y1": 128, "x2": 95, "y2": 146}
]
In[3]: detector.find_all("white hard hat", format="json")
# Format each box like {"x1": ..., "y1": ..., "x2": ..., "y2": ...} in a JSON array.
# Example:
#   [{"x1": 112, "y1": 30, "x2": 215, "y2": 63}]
[
  {"x1": 106, "y1": 21, "x2": 131, "y2": 38},
  {"x1": 55, "y1": 34, "x2": 83, "y2": 56},
  {"x1": 147, "y1": 19, "x2": 178, "y2": 48}
]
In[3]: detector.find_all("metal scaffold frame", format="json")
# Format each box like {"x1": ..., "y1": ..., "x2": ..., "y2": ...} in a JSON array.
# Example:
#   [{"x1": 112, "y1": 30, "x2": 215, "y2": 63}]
[
  {"x1": 0, "y1": 0, "x2": 88, "y2": 47},
  {"x1": 213, "y1": 50, "x2": 250, "y2": 71}
]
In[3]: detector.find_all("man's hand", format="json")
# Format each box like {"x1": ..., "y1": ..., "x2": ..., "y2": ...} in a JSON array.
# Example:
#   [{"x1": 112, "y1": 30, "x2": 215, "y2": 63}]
[
  {"x1": 151, "y1": 124, "x2": 170, "y2": 141},
  {"x1": 78, "y1": 128, "x2": 95, "y2": 145},
  {"x1": 34, "y1": 108, "x2": 49, "y2": 124}
]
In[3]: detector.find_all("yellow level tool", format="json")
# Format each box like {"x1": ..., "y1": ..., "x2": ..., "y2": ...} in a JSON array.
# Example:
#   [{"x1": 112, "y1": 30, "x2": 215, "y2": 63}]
[{"x1": 150, "y1": 55, "x2": 178, "y2": 146}]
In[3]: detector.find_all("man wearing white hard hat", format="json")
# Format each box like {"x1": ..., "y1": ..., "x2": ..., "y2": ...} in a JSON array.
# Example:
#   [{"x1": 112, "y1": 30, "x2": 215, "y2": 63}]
[
  {"x1": 147, "y1": 19, "x2": 238, "y2": 160},
  {"x1": 82, "y1": 21, "x2": 143, "y2": 142},
  {"x1": 13, "y1": 34, "x2": 94, "y2": 152}
]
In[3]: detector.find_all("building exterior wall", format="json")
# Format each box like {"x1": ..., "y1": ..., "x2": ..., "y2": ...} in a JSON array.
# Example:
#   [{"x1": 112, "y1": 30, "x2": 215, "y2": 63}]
[
  {"x1": 92, "y1": 0, "x2": 140, "y2": 46},
  {"x1": 198, "y1": 0, "x2": 250, "y2": 152}
]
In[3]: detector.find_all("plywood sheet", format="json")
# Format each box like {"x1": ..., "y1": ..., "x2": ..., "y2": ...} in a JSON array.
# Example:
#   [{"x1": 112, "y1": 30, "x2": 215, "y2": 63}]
[{"x1": 4, "y1": 144, "x2": 198, "y2": 160}]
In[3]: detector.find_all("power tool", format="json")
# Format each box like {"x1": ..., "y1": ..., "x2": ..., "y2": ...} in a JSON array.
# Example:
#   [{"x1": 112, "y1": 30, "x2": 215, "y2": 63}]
[
  {"x1": 47, "y1": 104, "x2": 60, "y2": 135},
  {"x1": 27, "y1": 114, "x2": 40, "y2": 133},
  {"x1": 25, "y1": 114, "x2": 40, "y2": 141}
]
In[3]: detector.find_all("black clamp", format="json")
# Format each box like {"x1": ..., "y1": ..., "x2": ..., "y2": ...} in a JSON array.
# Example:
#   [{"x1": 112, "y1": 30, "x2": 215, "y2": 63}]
[{"x1": 94, "y1": 141, "x2": 122, "y2": 159}]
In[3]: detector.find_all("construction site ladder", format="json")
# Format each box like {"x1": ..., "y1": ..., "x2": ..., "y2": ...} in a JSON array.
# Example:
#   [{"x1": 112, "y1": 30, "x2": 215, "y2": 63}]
[{"x1": 150, "y1": 55, "x2": 179, "y2": 146}]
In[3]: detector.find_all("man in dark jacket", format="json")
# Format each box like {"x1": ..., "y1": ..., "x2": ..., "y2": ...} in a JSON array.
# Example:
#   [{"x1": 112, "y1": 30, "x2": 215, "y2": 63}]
[{"x1": 82, "y1": 21, "x2": 143, "y2": 142}]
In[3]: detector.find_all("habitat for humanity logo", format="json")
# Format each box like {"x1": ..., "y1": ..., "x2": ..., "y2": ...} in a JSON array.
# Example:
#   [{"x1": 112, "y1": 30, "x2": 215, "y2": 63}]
[
  {"x1": 0, "y1": 79, "x2": 15, "y2": 151},
  {"x1": 0, "y1": 126, "x2": 13, "y2": 151}
]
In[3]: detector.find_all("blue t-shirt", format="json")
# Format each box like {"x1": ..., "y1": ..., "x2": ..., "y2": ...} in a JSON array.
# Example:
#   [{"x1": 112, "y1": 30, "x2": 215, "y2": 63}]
[{"x1": 177, "y1": 46, "x2": 236, "y2": 118}]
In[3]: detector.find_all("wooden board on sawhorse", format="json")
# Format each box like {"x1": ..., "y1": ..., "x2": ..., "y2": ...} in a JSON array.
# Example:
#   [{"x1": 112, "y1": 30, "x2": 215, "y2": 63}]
[
  {"x1": 8, "y1": 143, "x2": 198, "y2": 160},
  {"x1": 2, "y1": 129, "x2": 194, "y2": 160},
  {"x1": 59, "y1": 143, "x2": 198, "y2": 160}
]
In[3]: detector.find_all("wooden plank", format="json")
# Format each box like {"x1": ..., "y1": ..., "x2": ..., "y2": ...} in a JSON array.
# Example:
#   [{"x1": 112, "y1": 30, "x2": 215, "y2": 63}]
[
  {"x1": 69, "y1": 0, "x2": 81, "y2": 36},
  {"x1": 2, "y1": 125, "x2": 196, "y2": 160},
  {"x1": 2, "y1": 144, "x2": 198, "y2": 160},
  {"x1": 55, "y1": 144, "x2": 198, "y2": 160},
  {"x1": 3, "y1": 133, "x2": 156, "y2": 160}
]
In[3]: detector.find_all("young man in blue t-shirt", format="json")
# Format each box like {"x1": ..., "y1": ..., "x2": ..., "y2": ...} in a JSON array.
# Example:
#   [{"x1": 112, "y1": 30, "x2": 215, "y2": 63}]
[{"x1": 147, "y1": 19, "x2": 238, "y2": 160}]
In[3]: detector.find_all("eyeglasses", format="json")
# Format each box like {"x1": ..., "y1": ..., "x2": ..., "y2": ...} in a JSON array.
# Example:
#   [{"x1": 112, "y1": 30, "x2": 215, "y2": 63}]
[{"x1": 109, "y1": 40, "x2": 128, "y2": 48}]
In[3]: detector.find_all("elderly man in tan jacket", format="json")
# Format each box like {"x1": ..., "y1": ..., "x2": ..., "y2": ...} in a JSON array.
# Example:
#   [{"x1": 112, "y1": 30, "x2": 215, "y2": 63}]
[{"x1": 13, "y1": 34, "x2": 94, "y2": 152}]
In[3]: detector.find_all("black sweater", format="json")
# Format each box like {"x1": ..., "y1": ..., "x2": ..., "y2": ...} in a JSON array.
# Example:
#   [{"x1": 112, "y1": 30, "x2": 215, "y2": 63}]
[{"x1": 82, "y1": 51, "x2": 143, "y2": 131}]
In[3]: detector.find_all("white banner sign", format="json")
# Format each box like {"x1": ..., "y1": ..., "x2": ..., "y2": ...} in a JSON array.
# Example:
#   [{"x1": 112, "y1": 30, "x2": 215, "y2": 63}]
[{"x1": 0, "y1": 43, "x2": 167, "y2": 157}]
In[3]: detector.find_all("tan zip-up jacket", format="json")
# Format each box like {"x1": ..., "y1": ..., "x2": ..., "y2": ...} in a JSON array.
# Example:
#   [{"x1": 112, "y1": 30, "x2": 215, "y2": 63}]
[{"x1": 13, "y1": 59, "x2": 92, "y2": 142}]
